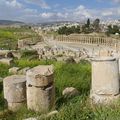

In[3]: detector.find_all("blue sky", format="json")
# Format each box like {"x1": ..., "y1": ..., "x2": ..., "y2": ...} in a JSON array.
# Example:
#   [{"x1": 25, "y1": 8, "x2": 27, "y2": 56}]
[{"x1": 0, "y1": 0, "x2": 120, "y2": 23}]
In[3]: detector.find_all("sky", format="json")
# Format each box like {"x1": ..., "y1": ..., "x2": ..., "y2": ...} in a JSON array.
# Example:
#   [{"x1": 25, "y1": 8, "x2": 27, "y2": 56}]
[{"x1": 0, "y1": 0, "x2": 120, "y2": 23}]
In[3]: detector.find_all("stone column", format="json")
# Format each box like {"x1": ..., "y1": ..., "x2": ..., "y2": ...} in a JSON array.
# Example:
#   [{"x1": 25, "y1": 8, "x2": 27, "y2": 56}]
[
  {"x1": 26, "y1": 65, "x2": 55, "y2": 113},
  {"x1": 90, "y1": 57, "x2": 120, "y2": 104},
  {"x1": 3, "y1": 75, "x2": 26, "y2": 111}
]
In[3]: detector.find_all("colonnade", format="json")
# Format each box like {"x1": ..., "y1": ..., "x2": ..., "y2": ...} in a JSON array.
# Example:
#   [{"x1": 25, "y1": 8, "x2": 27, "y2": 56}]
[{"x1": 55, "y1": 35, "x2": 119, "y2": 50}]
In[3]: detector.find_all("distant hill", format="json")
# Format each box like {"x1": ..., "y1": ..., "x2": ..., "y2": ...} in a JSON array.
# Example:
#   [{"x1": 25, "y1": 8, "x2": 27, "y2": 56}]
[
  {"x1": 0, "y1": 20, "x2": 25, "y2": 25},
  {"x1": 36, "y1": 21, "x2": 81, "y2": 27}
]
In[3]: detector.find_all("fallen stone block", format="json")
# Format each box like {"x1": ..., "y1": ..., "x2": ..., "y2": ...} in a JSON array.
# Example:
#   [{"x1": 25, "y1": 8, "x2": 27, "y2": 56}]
[
  {"x1": 62, "y1": 87, "x2": 79, "y2": 98},
  {"x1": 0, "y1": 58, "x2": 13, "y2": 65}
]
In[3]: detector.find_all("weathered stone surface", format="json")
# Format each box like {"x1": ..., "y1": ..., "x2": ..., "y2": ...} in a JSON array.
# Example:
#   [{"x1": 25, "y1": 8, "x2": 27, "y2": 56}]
[
  {"x1": 8, "y1": 102, "x2": 26, "y2": 112},
  {"x1": 18, "y1": 67, "x2": 30, "y2": 75},
  {"x1": 12, "y1": 52, "x2": 21, "y2": 59},
  {"x1": 27, "y1": 84, "x2": 55, "y2": 112},
  {"x1": 24, "y1": 118, "x2": 38, "y2": 120},
  {"x1": 56, "y1": 57, "x2": 64, "y2": 62},
  {"x1": 74, "y1": 58, "x2": 81, "y2": 63},
  {"x1": 0, "y1": 50, "x2": 9, "y2": 58},
  {"x1": 18, "y1": 40, "x2": 25, "y2": 49},
  {"x1": 90, "y1": 93, "x2": 120, "y2": 104},
  {"x1": 4, "y1": 75, "x2": 26, "y2": 102},
  {"x1": 3, "y1": 75, "x2": 26, "y2": 111},
  {"x1": 9, "y1": 67, "x2": 20, "y2": 74},
  {"x1": 90, "y1": 57, "x2": 120, "y2": 104},
  {"x1": 99, "y1": 49, "x2": 109, "y2": 57},
  {"x1": 26, "y1": 65, "x2": 54, "y2": 87},
  {"x1": 26, "y1": 65, "x2": 55, "y2": 112},
  {"x1": 0, "y1": 58, "x2": 13, "y2": 65},
  {"x1": 62, "y1": 87, "x2": 79, "y2": 97},
  {"x1": 47, "y1": 110, "x2": 58, "y2": 117},
  {"x1": 118, "y1": 58, "x2": 120, "y2": 74}
]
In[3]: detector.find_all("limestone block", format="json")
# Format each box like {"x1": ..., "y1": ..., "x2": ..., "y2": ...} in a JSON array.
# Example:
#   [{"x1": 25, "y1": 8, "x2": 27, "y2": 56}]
[
  {"x1": 18, "y1": 67, "x2": 30, "y2": 75},
  {"x1": 74, "y1": 58, "x2": 81, "y2": 63},
  {"x1": 24, "y1": 118, "x2": 37, "y2": 120},
  {"x1": 0, "y1": 58, "x2": 13, "y2": 65},
  {"x1": 90, "y1": 92, "x2": 120, "y2": 104},
  {"x1": 26, "y1": 65, "x2": 54, "y2": 87},
  {"x1": 90, "y1": 57, "x2": 120, "y2": 104},
  {"x1": 99, "y1": 50, "x2": 109, "y2": 57},
  {"x1": 12, "y1": 52, "x2": 21, "y2": 59},
  {"x1": 27, "y1": 84, "x2": 55, "y2": 112},
  {"x1": 8, "y1": 102, "x2": 26, "y2": 111},
  {"x1": 56, "y1": 57, "x2": 64, "y2": 62},
  {"x1": 3, "y1": 75, "x2": 26, "y2": 111},
  {"x1": 0, "y1": 50, "x2": 9, "y2": 58},
  {"x1": 26, "y1": 65, "x2": 55, "y2": 112},
  {"x1": 18, "y1": 40, "x2": 24, "y2": 49},
  {"x1": 46, "y1": 110, "x2": 58, "y2": 117},
  {"x1": 9, "y1": 67, "x2": 20, "y2": 74},
  {"x1": 118, "y1": 58, "x2": 120, "y2": 74},
  {"x1": 62, "y1": 87, "x2": 79, "y2": 98}
]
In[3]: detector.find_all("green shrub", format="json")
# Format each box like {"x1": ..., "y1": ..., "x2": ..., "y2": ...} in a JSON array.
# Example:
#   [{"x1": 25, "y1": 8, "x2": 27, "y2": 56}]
[{"x1": 21, "y1": 50, "x2": 38, "y2": 58}]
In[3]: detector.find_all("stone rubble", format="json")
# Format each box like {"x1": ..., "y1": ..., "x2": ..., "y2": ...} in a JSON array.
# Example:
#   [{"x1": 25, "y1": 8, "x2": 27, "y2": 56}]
[{"x1": 62, "y1": 87, "x2": 80, "y2": 98}]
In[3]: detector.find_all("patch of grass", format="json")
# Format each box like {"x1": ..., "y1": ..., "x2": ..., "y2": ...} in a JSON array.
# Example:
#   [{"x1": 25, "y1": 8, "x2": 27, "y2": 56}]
[
  {"x1": 0, "y1": 60, "x2": 120, "y2": 120},
  {"x1": 0, "y1": 63, "x2": 10, "y2": 78},
  {"x1": 55, "y1": 62, "x2": 91, "y2": 97},
  {"x1": 0, "y1": 27, "x2": 38, "y2": 50},
  {"x1": 14, "y1": 59, "x2": 55, "y2": 68}
]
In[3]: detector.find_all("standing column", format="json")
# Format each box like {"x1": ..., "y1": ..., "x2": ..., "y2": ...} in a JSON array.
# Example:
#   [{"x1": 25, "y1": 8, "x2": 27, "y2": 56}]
[
  {"x1": 3, "y1": 75, "x2": 26, "y2": 111},
  {"x1": 90, "y1": 57, "x2": 120, "y2": 104},
  {"x1": 26, "y1": 65, "x2": 55, "y2": 112}
]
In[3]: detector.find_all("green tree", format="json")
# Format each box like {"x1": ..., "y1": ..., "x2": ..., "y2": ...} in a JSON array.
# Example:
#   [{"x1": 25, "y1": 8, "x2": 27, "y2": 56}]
[
  {"x1": 58, "y1": 25, "x2": 80, "y2": 35},
  {"x1": 81, "y1": 19, "x2": 93, "y2": 34},
  {"x1": 86, "y1": 18, "x2": 90, "y2": 28},
  {"x1": 93, "y1": 18, "x2": 100, "y2": 32},
  {"x1": 106, "y1": 25, "x2": 120, "y2": 35}
]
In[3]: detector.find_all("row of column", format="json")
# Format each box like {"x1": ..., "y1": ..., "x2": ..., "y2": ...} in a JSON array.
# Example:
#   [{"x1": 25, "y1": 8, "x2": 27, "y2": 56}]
[{"x1": 56, "y1": 35, "x2": 118, "y2": 48}]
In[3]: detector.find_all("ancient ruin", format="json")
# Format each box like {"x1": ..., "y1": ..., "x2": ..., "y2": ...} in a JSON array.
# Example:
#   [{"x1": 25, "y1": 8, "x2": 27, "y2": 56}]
[
  {"x1": 3, "y1": 75, "x2": 26, "y2": 111},
  {"x1": 26, "y1": 65, "x2": 55, "y2": 112},
  {"x1": 90, "y1": 57, "x2": 120, "y2": 104}
]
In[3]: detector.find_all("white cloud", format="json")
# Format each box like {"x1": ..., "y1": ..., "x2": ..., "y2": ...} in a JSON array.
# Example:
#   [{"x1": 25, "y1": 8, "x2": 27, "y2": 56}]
[
  {"x1": 112, "y1": 0, "x2": 120, "y2": 3},
  {"x1": 41, "y1": 12, "x2": 54, "y2": 18},
  {"x1": 102, "y1": 11, "x2": 113, "y2": 16},
  {"x1": 74, "y1": 5, "x2": 92, "y2": 18},
  {"x1": 99, "y1": 0, "x2": 120, "y2": 3},
  {"x1": 5, "y1": 0, "x2": 23, "y2": 8},
  {"x1": 0, "y1": 1, "x2": 119, "y2": 23},
  {"x1": 26, "y1": 0, "x2": 50, "y2": 9}
]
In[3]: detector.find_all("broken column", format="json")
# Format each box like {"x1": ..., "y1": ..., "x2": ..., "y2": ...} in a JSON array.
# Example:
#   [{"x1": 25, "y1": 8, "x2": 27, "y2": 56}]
[
  {"x1": 26, "y1": 65, "x2": 55, "y2": 112},
  {"x1": 90, "y1": 57, "x2": 120, "y2": 104},
  {"x1": 3, "y1": 75, "x2": 26, "y2": 111}
]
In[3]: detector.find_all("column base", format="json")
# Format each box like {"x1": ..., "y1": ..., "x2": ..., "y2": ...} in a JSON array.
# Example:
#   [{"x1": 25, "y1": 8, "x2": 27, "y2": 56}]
[
  {"x1": 90, "y1": 93, "x2": 120, "y2": 105},
  {"x1": 8, "y1": 102, "x2": 26, "y2": 111}
]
